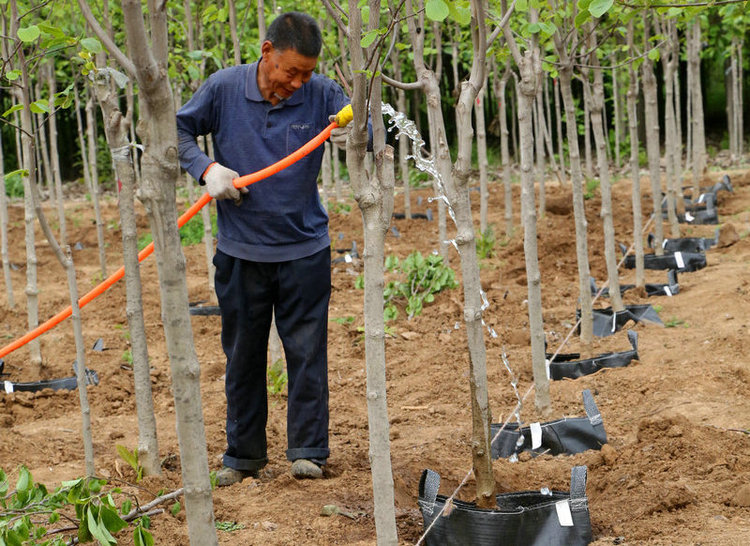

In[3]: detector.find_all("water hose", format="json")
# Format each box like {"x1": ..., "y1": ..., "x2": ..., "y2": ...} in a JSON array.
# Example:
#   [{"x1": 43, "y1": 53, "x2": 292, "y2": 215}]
[{"x1": 0, "y1": 105, "x2": 354, "y2": 361}]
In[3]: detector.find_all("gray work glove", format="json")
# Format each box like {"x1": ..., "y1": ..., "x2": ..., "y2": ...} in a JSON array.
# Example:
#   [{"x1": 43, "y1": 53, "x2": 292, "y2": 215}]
[
  {"x1": 328, "y1": 115, "x2": 351, "y2": 150},
  {"x1": 204, "y1": 162, "x2": 247, "y2": 204}
]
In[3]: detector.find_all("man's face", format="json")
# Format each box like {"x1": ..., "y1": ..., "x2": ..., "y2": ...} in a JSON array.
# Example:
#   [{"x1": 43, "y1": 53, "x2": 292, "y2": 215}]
[{"x1": 260, "y1": 42, "x2": 318, "y2": 101}]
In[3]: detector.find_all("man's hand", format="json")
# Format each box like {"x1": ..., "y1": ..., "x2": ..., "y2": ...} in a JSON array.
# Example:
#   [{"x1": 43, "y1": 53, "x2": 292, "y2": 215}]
[
  {"x1": 328, "y1": 115, "x2": 351, "y2": 150},
  {"x1": 204, "y1": 163, "x2": 248, "y2": 204}
]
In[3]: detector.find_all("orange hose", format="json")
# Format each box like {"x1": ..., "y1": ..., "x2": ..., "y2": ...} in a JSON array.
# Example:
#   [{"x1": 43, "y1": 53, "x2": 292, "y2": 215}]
[{"x1": 0, "y1": 121, "x2": 337, "y2": 361}]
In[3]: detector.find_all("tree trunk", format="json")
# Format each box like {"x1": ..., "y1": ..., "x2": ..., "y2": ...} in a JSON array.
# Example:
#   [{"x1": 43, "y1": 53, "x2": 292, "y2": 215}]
[
  {"x1": 119, "y1": 0, "x2": 217, "y2": 541},
  {"x1": 493, "y1": 64, "x2": 513, "y2": 237},
  {"x1": 689, "y1": 20, "x2": 706, "y2": 183},
  {"x1": 0, "y1": 126, "x2": 14, "y2": 308},
  {"x1": 257, "y1": 0, "x2": 266, "y2": 41},
  {"x1": 590, "y1": 48, "x2": 624, "y2": 312},
  {"x1": 94, "y1": 69, "x2": 161, "y2": 477},
  {"x1": 322, "y1": 141, "x2": 332, "y2": 211},
  {"x1": 34, "y1": 81, "x2": 53, "y2": 197},
  {"x1": 348, "y1": 3, "x2": 399, "y2": 541},
  {"x1": 627, "y1": 21, "x2": 645, "y2": 288},
  {"x1": 554, "y1": 77, "x2": 565, "y2": 177},
  {"x1": 661, "y1": 23, "x2": 680, "y2": 238},
  {"x1": 583, "y1": 77, "x2": 593, "y2": 179},
  {"x1": 557, "y1": 63, "x2": 593, "y2": 344},
  {"x1": 47, "y1": 65, "x2": 66, "y2": 245},
  {"x1": 227, "y1": 0, "x2": 242, "y2": 66},
  {"x1": 475, "y1": 77, "x2": 489, "y2": 232},
  {"x1": 86, "y1": 93, "x2": 108, "y2": 277},
  {"x1": 390, "y1": 39, "x2": 411, "y2": 218},
  {"x1": 612, "y1": 60, "x2": 621, "y2": 169},
  {"x1": 514, "y1": 49, "x2": 549, "y2": 411},
  {"x1": 642, "y1": 16, "x2": 664, "y2": 255},
  {"x1": 534, "y1": 88, "x2": 545, "y2": 217}
]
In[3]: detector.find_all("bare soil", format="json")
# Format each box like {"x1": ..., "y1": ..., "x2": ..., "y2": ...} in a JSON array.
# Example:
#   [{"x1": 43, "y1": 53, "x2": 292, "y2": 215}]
[{"x1": 1, "y1": 167, "x2": 749, "y2": 545}]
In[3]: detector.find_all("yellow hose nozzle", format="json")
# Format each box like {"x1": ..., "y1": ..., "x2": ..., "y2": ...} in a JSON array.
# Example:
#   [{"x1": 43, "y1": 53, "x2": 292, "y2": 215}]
[{"x1": 334, "y1": 104, "x2": 353, "y2": 127}]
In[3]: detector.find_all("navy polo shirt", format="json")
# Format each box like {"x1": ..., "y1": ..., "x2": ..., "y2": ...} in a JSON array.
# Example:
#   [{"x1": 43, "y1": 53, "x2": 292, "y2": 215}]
[{"x1": 177, "y1": 62, "x2": 349, "y2": 262}]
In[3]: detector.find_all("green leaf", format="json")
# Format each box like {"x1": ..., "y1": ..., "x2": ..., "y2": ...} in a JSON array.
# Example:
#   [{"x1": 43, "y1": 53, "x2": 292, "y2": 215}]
[
  {"x1": 37, "y1": 23, "x2": 65, "y2": 38},
  {"x1": 588, "y1": 0, "x2": 613, "y2": 18},
  {"x1": 17, "y1": 25, "x2": 40, "y2": 43},
  {"x1": 87, "y1": 506, "x2": 116, "y2": 545},
  {"x1": 16, "y1": 467, "x2": 31, "y2": 493},
  {"x1": 451, "y1": 6, "x2": 472, "y2": 25},
  {"x1": 527, "y1": 22, "x2": 541, "y2": 34},
  {"x1": 170, "y1": 502, "x2": 181, "y2": 516},
  {"x1": 425, "y1": 0, "x2": 450, "y2": 22},
  {"x1": 29, "y1": 101, "x2": 49, "y2": 114},
  {"x1": 99, "y1": 505, "x2": 128, "y2": 534},
  {"x1": 360, "y1": 29, "x2": 377, "y2": 49},
  {"x1": 647, "y1": 48, "x2": 660, "y2": 62},
  {"x1": 574, "y1": 9, "x2": 590, "y2": 28},
  {"x1": 1, "y1": 104, "x2": 23, "y2": 118},
  {"x1": 134, "y1": 527, "x2": 155, "y2": 546},
  {"x1": 5, "y1": 69, "x2": 21, "y2": 81},
  {"x1": 517, "y1": 0, "x2": 528, "y2": 11},
  {"x1": 80, "y1": 37, "x2": 102, "y2": 53}
]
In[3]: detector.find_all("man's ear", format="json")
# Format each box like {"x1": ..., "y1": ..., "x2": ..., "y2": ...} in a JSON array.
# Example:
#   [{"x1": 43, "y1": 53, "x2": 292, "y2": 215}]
[{"x1": 260, "y1": 41, "x2": 274, "y2": 58}]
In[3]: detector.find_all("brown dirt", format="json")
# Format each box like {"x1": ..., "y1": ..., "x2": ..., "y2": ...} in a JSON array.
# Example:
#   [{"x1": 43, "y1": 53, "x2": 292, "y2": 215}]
[{"x1": 1, "y1": 168, "x2": 749, "y2": 545}]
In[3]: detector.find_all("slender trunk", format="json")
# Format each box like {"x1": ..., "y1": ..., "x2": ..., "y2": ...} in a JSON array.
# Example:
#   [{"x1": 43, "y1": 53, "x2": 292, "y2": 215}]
[
  {"x1": 674, "y1": 55, "x2": 683, "y2": 176},
  {"x1": 661, "y1": 26, "x2": 680, "y2": 238},
  {"x1": 0, "y1": 129, "x2": 14, "y2": 308},
  {"x1": 47, "y1": 65, "x2": 66, "y2": 245},
  {"x1": 555, "y1": 49, "x2": 593, "y2": 342},
  {"x1": 689, "y1": 20, "x2": 706, "y2": 183},
  {"x1": 348, "y1": 3, "x2": 398, "y2": 541},
  {"x1": 227, "y1": 0, "x2": 242, "y2": 66},
  {"x1": 475, "y1": 78, "x2": 489, "y2": 232},
  {"x1": 425, "y1": 89, "x2": 450, "y2": 262},
  {"x1": 534, "y1": 88, "x2": 545, "y2": 217},
  {"x1": 120, "y1": 0, "x2": 217, "y2": 541},
  {"x1": 627, "y1": 21, "x2": 645, "y2": 288},
  {"x1": 612, "y1": 60, "x2": 621, "y2": 169},
  {"x1": 333, "y1": 148, "x2": 343, "y2": 201},
  {"x1": 554, "y1": 77, "x2": 565, "y2": 177},
  {"x1": 541, "y1": 75, "x2": 562, "y2": 185},
  {"x1": 94, "y1": 70, "x2": 161, "y2": 476},
  {"x1": 642, "y1": 16, "x2": 664, "y2": 255},
  {"x1": 582, "y1": 73, "x2": 593, "y2": 179},
  {"x1": 495, "y1": 66, "x2": 513, "y2": 237},
  {"x1": 257, "y1": 0, "x2": 266, "y2": 41},
  {"x1": 73, "y1": 83, "x2": 93, "y2": 202},
  {"x1": 510, "y1": 77, "x2": 518, "y2": 161},
  {"x1": 86, "y1": 93, "x2": 108, "y2": 277},
  {"x1": 515, "y1": 53, "x2": 549, "y2": 411},
  {"x1": 35, "y1": 82, "x2": 53, "y2": 197},
  {"x1": 590, "y1": 49, "x2": 624, "y2": 312},
  {"x1": 397, "y1": 90, "x2": 411, "y2": 218},
  {"x1": 738, "y1": 40, "x2": 744, "y2": 158}
]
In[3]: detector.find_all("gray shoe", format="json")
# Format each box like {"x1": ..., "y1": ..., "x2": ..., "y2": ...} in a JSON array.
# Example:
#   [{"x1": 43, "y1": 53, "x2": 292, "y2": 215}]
[
  {"x1": 291, "y1": 459, "x2": 323, "y2": 479},
  {"x1": 215, "y1": 466, "x2": 258, "y2": 487}
]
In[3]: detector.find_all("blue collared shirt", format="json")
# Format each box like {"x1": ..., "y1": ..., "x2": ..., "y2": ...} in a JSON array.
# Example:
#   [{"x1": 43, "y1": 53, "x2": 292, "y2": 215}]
[{"x1": 177, "y1": 61, "x2": 349, "y2": 262}]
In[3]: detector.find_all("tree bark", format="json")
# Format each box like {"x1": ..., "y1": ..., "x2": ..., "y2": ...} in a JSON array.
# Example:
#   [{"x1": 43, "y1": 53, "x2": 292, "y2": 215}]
[
  {"x1": 118, "y1": 0, "x2": 218, "y2": 541},
  {"x1": 47, "y1": 64, "x2": 66, "y2": 245},
  {"x1": 347, "y1": 3, "x2": 398, "y2": 542},
  {"x1": 0, "y1": 126, "x2": 14, "y2": 308},
  {"x1": 85, "y1": 92, "x2": 108, "y2": 277},
  {"x1": 94, "y1": 68, "x2": 161, "y2": 477},
  {"x1": 627, "y1": 21, "x2": 645, "y2": 288},
  {"x1": 227, "y1": 0, "x2": 242, "y2": 66},
  {"x1": 475, "y1": 77, "x2": 489, "y2": 232},
  {"x1": 689, "y1": 19, "x2": 707, "y2": 183},
  {"x1": 495, "y1": 65, "x2": 513, "y2": 237},
  {"x1": 642, "y1": 14, "x2": 664, "y2": 255},
  {"x1": 534, "y1": 88, "x2": 545, "y2": 217},
  {"x1": 590, "y1": 42, "x2": 624, "y2": 312}
]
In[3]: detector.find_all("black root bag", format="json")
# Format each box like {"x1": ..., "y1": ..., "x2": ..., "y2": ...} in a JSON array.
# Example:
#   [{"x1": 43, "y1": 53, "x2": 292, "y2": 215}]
[{"x1": 417, "y1": 466, "x2": 592, "y2": 545}]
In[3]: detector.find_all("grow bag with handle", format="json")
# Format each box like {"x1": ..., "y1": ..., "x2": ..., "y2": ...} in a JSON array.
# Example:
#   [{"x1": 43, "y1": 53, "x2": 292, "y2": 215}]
[
  {"x1": 418, "y1": 466, "x2": 592, "y2": 546},
  {"x1": 619, "y1": 243, "x2": 706, "y2": 273},
  {"x1": 490, "y1": 389, "x2": 606, "y2": 459},
  {"x1": 648, "y1": 231, "x2": 718, "y2": 254},
  {"x1": 549, "y1": 330, "x2": 639, "y2": 379},
  {"x1": 577, "y1": 304, "x2": 661, "y2": 338},
  {"x1": 589, "y1": 270, "x2": 679, "y2": 298}
]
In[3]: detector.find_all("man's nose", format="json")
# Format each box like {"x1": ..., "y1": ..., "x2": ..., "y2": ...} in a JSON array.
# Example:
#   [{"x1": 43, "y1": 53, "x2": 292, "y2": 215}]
[{"x1": 291, "y1": 75, "x2": 303, "y2": 89}]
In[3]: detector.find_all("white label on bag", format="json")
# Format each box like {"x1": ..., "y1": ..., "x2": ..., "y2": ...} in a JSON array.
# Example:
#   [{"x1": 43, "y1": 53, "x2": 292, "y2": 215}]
[
  {"x1": 530, "y1": 422, "x2": 542, "y2": 449},
  {"x1": 555, "y1": 500, "x2": 574, "y2": 527},
  {"x1": 664, "y1": 286, "x2": 672, "y2": 297},
  {"x1": 685, "y1": 212, "x2": 694, "y2": 222},
  {"x1": 662, "y1": 239, "x2": 668, "y2": 249},
  {"x1": 675, "y1": 252, "x2": 685, "y2": 269},
  {"x1": 344, "y1": 254, "x2": 352, "y2": 263},
  {"x1": 545, "y1": 359, "x2": 550, "y2": 380},
  {"x1": 611, "y1": 313, "x2": 617, "y2": 332},
  {"x1": 698, "y1": 193, "x2": 705, "y2": 203},
  {"x1": 3, "y1": 381, "x2": 13, "y2": 393}
]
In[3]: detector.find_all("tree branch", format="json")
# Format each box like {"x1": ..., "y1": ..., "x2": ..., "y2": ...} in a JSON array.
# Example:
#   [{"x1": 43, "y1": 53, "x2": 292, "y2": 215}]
[
  {"x1": 76, "y1": 0, "x2": 136, "y2": 77},
  {"x1": 321, "y1": 0, "x2": 349, "y2": 37},
  {"x1": 381, "y1": 72, "x2": 423, "y2": 90}
]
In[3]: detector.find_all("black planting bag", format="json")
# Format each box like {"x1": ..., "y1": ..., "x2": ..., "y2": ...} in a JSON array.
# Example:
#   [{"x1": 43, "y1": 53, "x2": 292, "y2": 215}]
[
  {"x1": 549, "y1": 330, "x2": 639, "y2": 380},
  {"x1": 3, "y1": 363, "x2": 99, "y2": 394},
  {"x1": 490, "y1": 390, "x2": 607, "y2": 459},
  {"x1": 418, "y1": 466, "x2": 592, "y2": 545},
  {"x1": 648, "y1": 232, "x2": 717, "y2": 254},
  {"x1": 620, "y1": 245, "x2": 706, "y2": 273},
  {"x1": 577, "y1": 304, "x2": 661, "y2": 337},
  {"x1": 590, "y1": 270, "x2": 679, "y2": 298}
]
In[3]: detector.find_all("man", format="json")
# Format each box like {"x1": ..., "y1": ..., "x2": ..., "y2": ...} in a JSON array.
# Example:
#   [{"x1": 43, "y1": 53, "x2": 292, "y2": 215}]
[{"x1": 177, "y1": 11, "x2": 350, "y2": 485}]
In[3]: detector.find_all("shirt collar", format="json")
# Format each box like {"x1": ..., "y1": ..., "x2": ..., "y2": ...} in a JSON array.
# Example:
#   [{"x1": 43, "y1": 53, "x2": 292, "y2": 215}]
[{"x1": 245, "y1": 59, "x2": 305, "y2": 106}]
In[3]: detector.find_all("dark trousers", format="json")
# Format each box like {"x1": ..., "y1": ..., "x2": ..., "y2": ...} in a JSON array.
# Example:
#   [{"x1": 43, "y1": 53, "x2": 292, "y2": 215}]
[{"x1": 213, "y1": 247, "x2": 331, "y2": 471}]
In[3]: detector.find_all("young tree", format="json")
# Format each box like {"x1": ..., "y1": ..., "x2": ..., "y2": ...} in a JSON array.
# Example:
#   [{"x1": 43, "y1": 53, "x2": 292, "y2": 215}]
[{"x1": 80, "y1": 0, "x2": 218, "y2": 541}]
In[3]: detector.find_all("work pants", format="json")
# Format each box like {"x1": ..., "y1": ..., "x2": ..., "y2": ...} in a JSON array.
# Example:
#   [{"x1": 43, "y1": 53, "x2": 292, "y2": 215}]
[{"x1": 213, "y1": 247, "x2": 330, "y2": 472}]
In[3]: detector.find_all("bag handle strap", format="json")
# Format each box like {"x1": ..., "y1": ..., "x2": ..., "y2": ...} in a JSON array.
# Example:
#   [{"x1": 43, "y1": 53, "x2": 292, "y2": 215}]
[
  {"x1": 569, "y1": 465, "x2": 588, "y2": 511},
  {"x1": 419, "y1": 469, "x2": 441, "y2": 516},
  {"x1": 582, "y1": 389, "x2": 602, "y2": 428}
]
